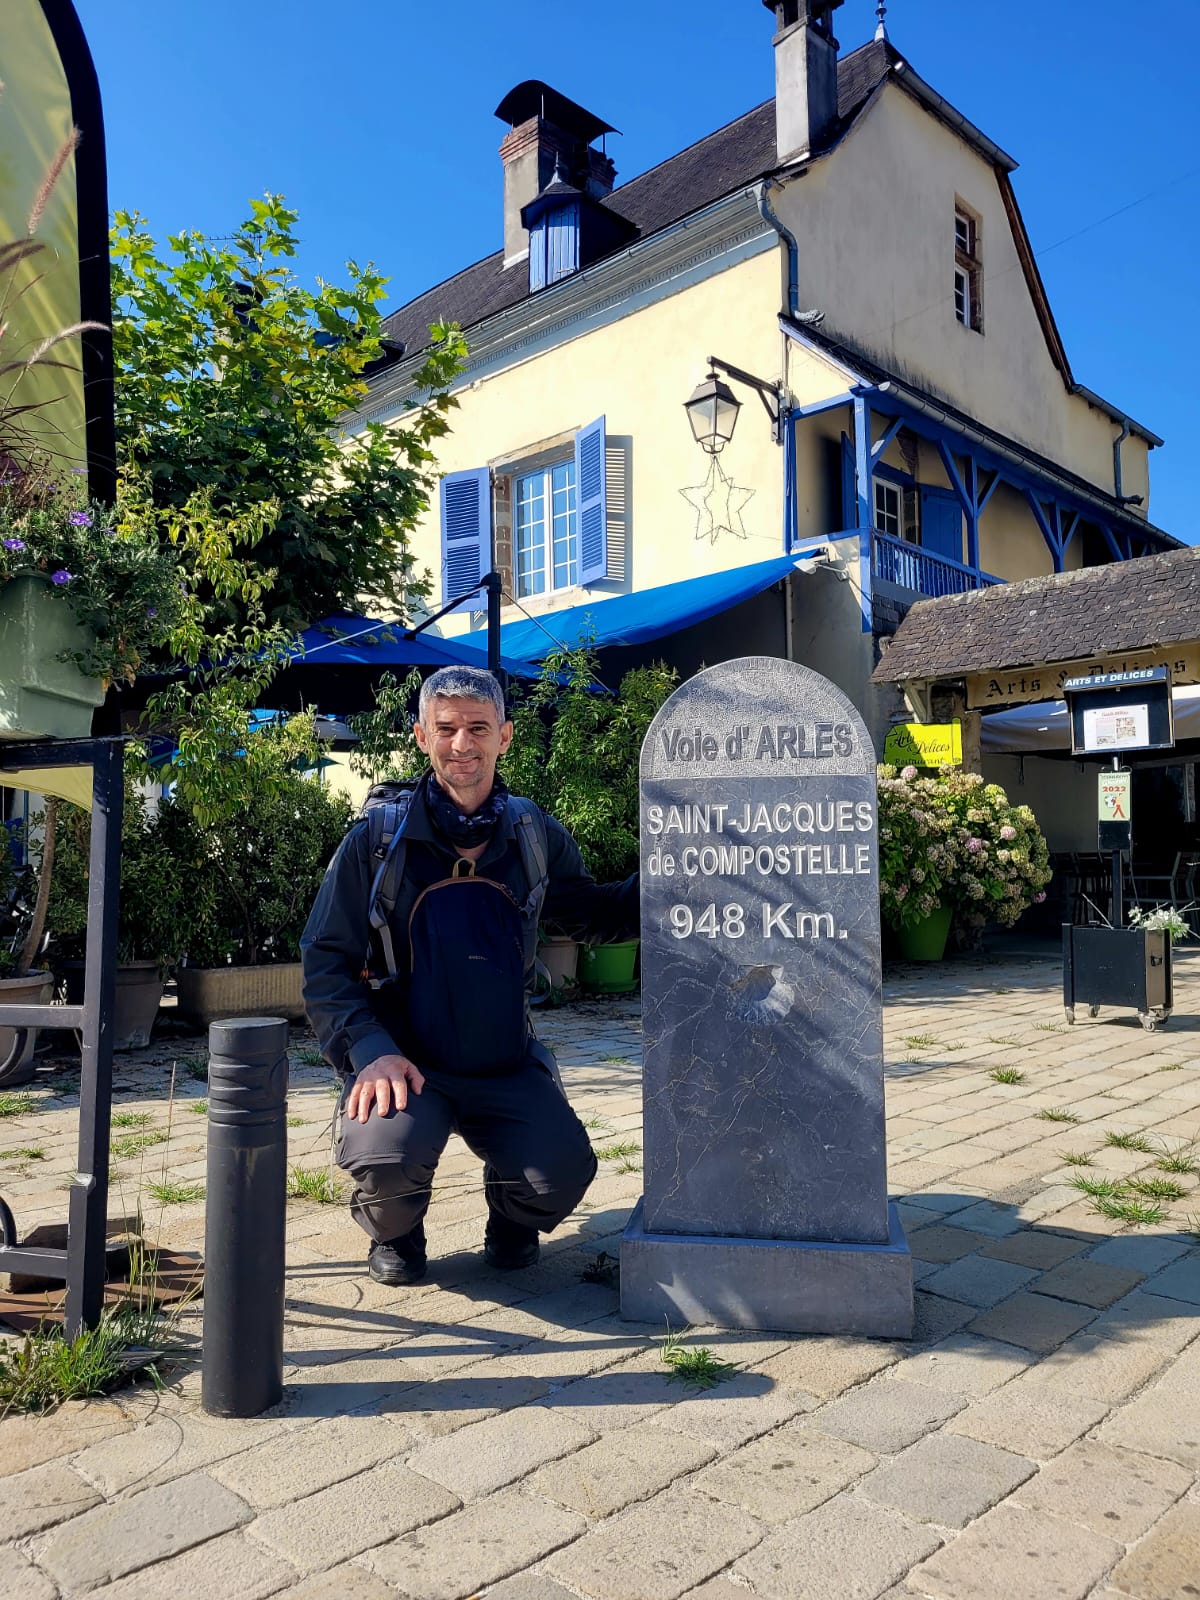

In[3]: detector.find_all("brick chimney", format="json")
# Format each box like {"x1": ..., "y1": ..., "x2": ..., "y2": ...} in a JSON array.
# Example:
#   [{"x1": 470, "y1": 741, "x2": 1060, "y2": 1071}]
[
  {"x1": 762, "y1": 0, "x2": 845, "y2": 163},
  {"x1": 495, "y1": 81, "x2": 617, "y2": 267}
]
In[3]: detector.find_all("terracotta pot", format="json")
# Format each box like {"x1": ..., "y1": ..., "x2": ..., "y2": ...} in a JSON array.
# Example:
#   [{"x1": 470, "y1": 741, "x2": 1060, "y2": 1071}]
[
  {"x1": 0, "y1": 970, "x2": 53, "y2": 1087},
  {"x1": 62, "y1": 960, "x2": 165, "y2": 1051},
  {"x1": 175, "y1": 962, "x2": 304, "y2": 1027},
  {"x1": 537, "y1": 937, "x2": 580, "y2": 989}
]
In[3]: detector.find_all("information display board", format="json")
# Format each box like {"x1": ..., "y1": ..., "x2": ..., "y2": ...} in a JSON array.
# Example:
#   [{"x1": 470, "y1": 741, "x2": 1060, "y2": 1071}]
[{"x1": 1064, "y1": 668, "x2": 1173, "y2": 756}]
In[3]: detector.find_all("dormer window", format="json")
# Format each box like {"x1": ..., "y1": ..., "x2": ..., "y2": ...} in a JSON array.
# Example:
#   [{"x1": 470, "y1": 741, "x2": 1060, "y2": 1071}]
[{"x1": 528, "y1": 198, "x2": 580, "y2": 292}]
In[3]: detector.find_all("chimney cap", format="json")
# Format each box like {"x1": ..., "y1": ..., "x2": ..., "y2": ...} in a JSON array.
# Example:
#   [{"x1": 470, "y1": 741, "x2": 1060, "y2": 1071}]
[
  {"x1": 760, "y1": 0, "x2": 844, "y2": 18},
  {"x1": 494, "y1": 80, "x2": 618, "y2": 142}
]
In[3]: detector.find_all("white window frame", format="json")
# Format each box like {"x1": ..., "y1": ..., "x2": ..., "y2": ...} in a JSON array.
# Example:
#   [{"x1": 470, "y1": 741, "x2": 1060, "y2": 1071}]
[
  {"x1": 873, "y1": 478, "x2": 902, "y2": 538},
  {"x1": 514, "y1": 457, "x2": 578, "y2": 599},
  {"x1": 954, "y1": 201, "x2": 983, "y2": 333},
  {"x1": 874, "y1": 477, "x2": 921, "y2": 544}
]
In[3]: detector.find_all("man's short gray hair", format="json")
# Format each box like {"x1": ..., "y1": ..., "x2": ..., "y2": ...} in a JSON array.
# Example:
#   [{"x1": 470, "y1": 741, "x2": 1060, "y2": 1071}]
[{"x1": 417, "y1": 666, "x2": 506, "y2": 727}]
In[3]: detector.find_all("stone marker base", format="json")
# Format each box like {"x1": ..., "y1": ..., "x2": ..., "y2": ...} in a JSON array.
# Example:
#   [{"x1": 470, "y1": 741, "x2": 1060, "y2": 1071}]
[{"x1": 620, "y1": 1199, "x2": 914, "y2": 1339}]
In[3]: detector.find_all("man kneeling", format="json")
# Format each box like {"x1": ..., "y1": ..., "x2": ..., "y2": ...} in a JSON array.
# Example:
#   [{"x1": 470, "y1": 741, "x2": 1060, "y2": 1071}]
[{"x1": 300, "y1": 665, "x2": 637, "y2": 1285}]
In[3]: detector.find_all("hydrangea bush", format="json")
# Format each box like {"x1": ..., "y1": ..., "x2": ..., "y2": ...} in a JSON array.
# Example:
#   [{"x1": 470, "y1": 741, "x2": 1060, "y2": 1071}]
[{"x1": 877, "y1": 764, "x2": 1051, "y2": 932}]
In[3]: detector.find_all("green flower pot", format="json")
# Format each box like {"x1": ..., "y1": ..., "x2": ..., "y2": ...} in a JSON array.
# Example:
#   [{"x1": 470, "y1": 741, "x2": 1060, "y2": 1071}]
[
  {"x1": 896, "y1": 904, "x2": 952, "y2": 962},
  {"x1": 579, "y1": 939, "x2": 640, "y2": 994},
  {"x1": 0, "y1": 574, "x2": 103, "y2": 740}
]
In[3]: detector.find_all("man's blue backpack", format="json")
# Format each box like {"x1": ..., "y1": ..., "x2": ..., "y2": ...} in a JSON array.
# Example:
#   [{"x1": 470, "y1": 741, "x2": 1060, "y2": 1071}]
[{"x1": 360, "y1": 782, "x2": 551, "y2": 989}]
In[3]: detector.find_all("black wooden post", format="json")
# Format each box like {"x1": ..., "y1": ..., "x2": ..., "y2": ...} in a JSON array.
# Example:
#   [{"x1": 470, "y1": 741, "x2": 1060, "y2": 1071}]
[
  {"x1": 201, "y1": 1016, "x2": 289, "y2": 1416},
  {"x1": 64, "y1": 740, "x2": 122, "y2": 1336}
]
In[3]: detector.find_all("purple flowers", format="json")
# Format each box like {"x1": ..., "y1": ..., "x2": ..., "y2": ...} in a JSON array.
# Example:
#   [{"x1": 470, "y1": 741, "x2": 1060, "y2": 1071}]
[
  {"x1": 146, "y1": 607, "x2": 157, "y2": 619},
  {"x1": 51, "y1": 569, "x2": 73, "y2": 585},
  {"x1": 68, "y1": 511, "x2": 92, "y2": 527},
  {"x1": 966, "y1": 837, "x2": 982, "y2": 853},
  {"x1": 2, "y1": 537, "x2": 25, "y2": 551}
]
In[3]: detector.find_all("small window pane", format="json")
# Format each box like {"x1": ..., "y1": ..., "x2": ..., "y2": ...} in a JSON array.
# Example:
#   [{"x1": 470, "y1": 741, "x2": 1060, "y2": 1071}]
[
  {"x1": 550, "y1": 459, "x2": 578, "y2": 589},
  {"x1": 954, "y1": 267, "x2": 969, "y2": 326},
  {"x1": 874, "y1": 480, "x2": 901, "y2": 537},
  {"x1": 515, "y1": 470, "x2": 547, "y2": 597}
]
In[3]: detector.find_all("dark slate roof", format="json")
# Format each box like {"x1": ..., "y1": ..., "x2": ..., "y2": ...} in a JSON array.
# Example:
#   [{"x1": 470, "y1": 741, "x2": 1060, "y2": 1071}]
[
  {"x1": 872, "y1": 544, "x2": 1200, "y2": 684},
  {"x1": 382, "y1": 39, "x2": 896, "y2": 357}
]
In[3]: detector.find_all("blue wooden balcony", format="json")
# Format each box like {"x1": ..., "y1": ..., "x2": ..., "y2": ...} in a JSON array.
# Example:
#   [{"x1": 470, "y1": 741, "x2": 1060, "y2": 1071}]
[{"x1": 871, "y1": 530, "x2": 1002, "y2": 599}]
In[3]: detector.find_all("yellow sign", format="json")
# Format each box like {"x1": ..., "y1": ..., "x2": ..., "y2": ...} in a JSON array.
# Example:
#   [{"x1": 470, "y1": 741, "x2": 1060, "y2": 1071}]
[
  {"x1": 883, "y1": 722, "x2": 963, "y2": 768},
  {"x1": 1098, "y1": 772, "x2": 1132, "y2": 824},
  {"x1": 967, "y1": 645, "x2": 1200, "y2": 710}
]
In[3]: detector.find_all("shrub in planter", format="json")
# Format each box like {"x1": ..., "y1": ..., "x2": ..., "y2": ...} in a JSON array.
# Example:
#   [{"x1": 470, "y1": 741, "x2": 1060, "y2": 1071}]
[
  {"x1": 504, "y1": 645, "x2": 676, "y2": 884},
  {"x1": 41, "y1": 773, "x2": 185, "y2": 1048},
  {"x1": 877, "y1": 764, "x2": 1051, "y2": 938},
  {"x1": 161, "y1": 716, "x2": 353, "y2": 1022}
]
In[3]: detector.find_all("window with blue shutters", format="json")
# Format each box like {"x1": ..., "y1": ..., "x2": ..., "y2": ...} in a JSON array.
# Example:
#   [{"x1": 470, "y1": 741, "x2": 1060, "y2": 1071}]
[
  {"x1": 575, "y1": 415, "x2": 607, "y2": 584},
  {"x1": 505, "y1": 416, "x2": 608, "y2": 597},
  {"x1": 439, "y1": 466, "x2": 492, "y2": 612},
  {"x1": 529, "y1": 202, "x2": 580, "y2": 293},
  {"x1": 515, "y1": 459, "x2": 578, "y2": 597}
]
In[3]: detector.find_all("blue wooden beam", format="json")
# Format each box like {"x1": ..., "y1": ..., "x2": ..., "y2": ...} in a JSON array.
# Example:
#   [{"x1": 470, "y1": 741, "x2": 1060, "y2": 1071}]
[
  {"x1": 1099, "y1": 523, "x2": 1122, "y2": 561},
  {"x1": 870, "y1": 415, "x2": 905, "y2": 466},
  {"x1": 853, "y1": 394, "x2": 872, "y2": 533}
]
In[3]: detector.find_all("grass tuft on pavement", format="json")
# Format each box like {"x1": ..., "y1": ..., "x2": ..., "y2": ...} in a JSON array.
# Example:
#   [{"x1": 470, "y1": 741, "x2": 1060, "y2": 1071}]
[
  {"x1": 989, "y1": 1067, "x2": 1025, "y2": 1085},
  {"x1": 1104, "y1": 1131, "x2": 1154, "y2": 1153},
  {"x1": 661, "y1": 1326, "x2": 738, "y2": 1392},
  {"x1": 286, "y1": 1165, "x2": 344, "y2": 1204}
]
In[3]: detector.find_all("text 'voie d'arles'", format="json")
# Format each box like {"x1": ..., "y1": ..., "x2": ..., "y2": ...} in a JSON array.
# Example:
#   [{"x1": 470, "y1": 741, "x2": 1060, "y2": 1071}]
[{"x1": 659, "y1": 723, "x2": 855, "y2": 762}]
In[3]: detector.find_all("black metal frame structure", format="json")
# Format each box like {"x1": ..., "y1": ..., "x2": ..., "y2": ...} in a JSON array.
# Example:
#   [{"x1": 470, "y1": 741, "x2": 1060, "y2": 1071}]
[{"x1": 0, "y1": 737, "x2": 122, "y2": 1336}]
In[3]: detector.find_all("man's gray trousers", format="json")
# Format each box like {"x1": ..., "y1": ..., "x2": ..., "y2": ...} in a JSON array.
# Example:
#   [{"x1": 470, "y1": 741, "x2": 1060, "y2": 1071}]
[{"x1": 335, "y1": 1049, "x2": 598, "y2": 1245}]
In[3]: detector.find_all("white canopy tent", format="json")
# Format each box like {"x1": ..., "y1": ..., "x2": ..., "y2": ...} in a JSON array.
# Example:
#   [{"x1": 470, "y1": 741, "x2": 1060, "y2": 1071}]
[{"x1": 980, "y1": 685, "x2": 1200, "y2": 754}]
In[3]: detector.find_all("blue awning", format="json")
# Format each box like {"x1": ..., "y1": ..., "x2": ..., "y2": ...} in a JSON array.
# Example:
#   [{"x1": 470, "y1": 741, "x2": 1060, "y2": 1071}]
[
  {"x1": 451, "y1": 554, "x2": 805, "y2": 665},
  {"x1": 288, "y1": 615, "x2": 542, "y2": 679}
]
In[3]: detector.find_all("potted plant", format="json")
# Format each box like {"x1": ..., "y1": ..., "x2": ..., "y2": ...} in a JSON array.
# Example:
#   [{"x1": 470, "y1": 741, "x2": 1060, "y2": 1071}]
[
  {"x1": 877, "y1": 764, "x2": 1051, "y2": 960},
  {"x1": 163, "y1": 715, "x2": 353, "y2": 1027},
  {"x1": 41, "y1": 767, "x2": 186, "y2": 1049},
  {"x1": 505, "y1": 645, "x2": 675, "y2": 995}
]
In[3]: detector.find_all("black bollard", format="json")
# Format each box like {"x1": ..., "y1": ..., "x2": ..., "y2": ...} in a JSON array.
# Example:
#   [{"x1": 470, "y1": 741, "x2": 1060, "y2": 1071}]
[{"x1": 201, "y1": 1016, "x2": 289, "y2": 1417}]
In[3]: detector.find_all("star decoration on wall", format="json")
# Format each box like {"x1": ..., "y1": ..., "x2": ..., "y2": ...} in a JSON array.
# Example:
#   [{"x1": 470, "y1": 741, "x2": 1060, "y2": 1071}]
[{"x1": 680, "y1": 456, "x2": 756, "y2": 544}]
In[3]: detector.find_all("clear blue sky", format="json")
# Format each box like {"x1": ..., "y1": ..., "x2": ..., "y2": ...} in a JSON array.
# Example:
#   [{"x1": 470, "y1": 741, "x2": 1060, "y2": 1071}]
[{"x1": 76, "y1": 0, "x2": 1197, "y2": 541}]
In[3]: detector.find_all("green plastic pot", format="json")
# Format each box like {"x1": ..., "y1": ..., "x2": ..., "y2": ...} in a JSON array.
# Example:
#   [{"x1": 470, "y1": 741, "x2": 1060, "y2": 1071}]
[
  {"x1": 896, "y1": 904, "x2": 953, "y2": 962},
  {"x1": 0, "y1": 574, "x2": 104, "y2": 739},
  {"x1": 579, "y1": 939, "x2": 640, "y2": 994}
]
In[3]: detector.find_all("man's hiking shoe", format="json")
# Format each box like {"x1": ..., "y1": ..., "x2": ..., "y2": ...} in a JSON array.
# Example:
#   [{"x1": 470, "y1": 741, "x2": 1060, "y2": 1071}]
[
  {"x1": 368, "y1": 1226, "x2": 427, "y2": 1286},
  {"x1": 483, "y1": 1212, "x2": 540, "y2": 1270}
]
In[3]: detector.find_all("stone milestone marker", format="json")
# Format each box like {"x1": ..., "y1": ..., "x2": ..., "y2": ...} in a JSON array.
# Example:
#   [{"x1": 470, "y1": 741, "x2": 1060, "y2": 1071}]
[{"x1": 620, "y1": 657, "x2": 913, "y2": 1337}]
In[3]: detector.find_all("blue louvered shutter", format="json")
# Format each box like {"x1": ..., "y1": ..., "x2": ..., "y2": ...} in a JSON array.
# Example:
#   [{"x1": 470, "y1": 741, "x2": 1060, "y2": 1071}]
[
  {"x1": 575, "y1": 416, "x2": 607, "y2": 584},
  {"x1": 840, "y1": 433, "x2": 857, "y2": 530},
  {"x1": 439, "y1": 467, "x2": 491, "y2": 612},
  {"x1": 920, "y1": 485, "x2": 963, "y2": 562}
]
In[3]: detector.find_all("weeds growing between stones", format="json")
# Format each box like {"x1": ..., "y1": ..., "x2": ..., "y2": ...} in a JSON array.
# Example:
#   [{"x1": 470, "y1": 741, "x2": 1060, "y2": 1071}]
[
  {"x1": 989, "y1": 1067, "x2": 1025, "y2": 1085},
  {"x1": 661, "y1": 1326, "x2": 738, "y2": 1392}
]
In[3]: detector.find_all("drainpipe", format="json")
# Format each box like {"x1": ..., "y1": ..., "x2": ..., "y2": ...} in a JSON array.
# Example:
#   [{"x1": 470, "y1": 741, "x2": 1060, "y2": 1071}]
[
  {"x1": 755, "y1": 179, "x2": 799, "y2": 318},
  {"x1": 1112, "y1": 418, "x2": 1130, "y2": 502}
]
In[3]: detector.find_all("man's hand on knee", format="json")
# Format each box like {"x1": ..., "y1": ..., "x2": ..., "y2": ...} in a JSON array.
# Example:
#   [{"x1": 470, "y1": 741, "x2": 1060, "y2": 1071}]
[{"x1": 347, "y1": 1054, "x2": 425, "y2": 1122}]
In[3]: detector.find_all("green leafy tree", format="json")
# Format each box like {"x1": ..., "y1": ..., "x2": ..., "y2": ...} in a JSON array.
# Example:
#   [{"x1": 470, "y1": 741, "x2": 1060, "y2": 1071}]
[
  {"x1": 347, "y1": 668, "x2": 424, "y2": 786},
  {"x1": 503, "y1": 646, "x2": 676, "y2": 881},
  {"x1": 110, "y1": 195, "x2": 466, "y2": 632}
]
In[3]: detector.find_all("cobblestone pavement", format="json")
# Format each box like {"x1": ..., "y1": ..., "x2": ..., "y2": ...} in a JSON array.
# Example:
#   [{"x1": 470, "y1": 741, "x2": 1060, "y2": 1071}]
[{"x1": 1, "y1": 953, "x2": 1199, "y2": 1600}]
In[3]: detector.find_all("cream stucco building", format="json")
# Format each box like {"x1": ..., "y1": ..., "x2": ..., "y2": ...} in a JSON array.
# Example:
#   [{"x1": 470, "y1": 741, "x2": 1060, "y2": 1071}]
[{"x1": 348, "y1": 0, "x2": 1175, "y2": 755}]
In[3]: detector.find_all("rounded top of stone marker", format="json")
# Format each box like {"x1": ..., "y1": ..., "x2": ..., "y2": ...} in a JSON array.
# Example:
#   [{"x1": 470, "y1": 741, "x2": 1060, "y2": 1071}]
[{"x1": 641, "y1": 656, "x2": 876, "y2": 780}]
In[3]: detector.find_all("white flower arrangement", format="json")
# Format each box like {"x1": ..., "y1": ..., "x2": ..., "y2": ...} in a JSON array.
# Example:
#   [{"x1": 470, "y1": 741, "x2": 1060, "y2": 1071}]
[{"x1": 1128, "y1": 904, "x2": 1193, "y2": 944}]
